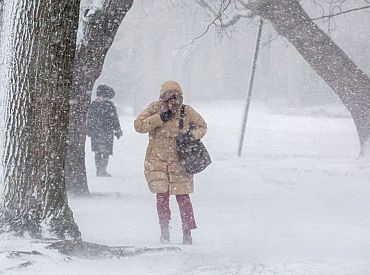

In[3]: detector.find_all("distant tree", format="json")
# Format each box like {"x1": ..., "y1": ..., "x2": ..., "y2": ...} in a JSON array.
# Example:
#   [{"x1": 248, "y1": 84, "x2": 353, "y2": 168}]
[
  {"x1": 1, "y1": 1, "x2": 81, "y2": 239},
  {"x1": 66, "y1": 0, "x2": 133, "y2": 195},
  {"x1": 196, "y1": 0, "x2": 370, "y2": 155}
]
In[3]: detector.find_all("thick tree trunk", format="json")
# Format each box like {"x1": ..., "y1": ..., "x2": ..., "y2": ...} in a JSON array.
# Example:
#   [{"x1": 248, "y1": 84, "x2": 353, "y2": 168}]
[
  {"x1": 249, "y1": 0, "x2": 370, "y2": 155},
  {"x1": 1, "y1": 1, "x2": 81, "y2": 239},
  {"x1": 0, "y1": 2, "x2": 3, "y2": 31},
  {"x1": 66, "y1": 0, "x2": 133, "y2": 195}
]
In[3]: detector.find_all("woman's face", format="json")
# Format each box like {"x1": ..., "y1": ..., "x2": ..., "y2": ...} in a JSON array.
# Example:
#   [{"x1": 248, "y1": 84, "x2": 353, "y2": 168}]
[{"x1": 167, "y1": 98, "x2": 176, "y2": 111}]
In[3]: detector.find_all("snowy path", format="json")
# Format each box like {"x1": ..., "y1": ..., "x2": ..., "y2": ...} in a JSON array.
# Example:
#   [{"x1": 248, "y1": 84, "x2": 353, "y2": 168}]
[{"x1": 2, "y1": 100, "x2": 370, "y2": 274}]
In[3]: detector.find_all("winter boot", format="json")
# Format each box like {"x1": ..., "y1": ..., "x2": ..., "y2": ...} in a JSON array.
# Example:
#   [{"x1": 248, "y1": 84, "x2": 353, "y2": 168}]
[
  {"x1": 97, "y1": 170, "x2": 112, "y2": 177},
  {"x1": 183, "y1": 229, "x2": 192, "y2": 245},
  {"x1": 95, "y1": 152, "x2": 103, "y2": 176},
  {"x1": 160, "y1": 223, "x2": 170, "y2": 243},
  {"x1": 100, "y1": 153, "x2": 111, "y2": 176},
  {"x1": 96, "y1": 153, "x2": 111, "y2": 177}
]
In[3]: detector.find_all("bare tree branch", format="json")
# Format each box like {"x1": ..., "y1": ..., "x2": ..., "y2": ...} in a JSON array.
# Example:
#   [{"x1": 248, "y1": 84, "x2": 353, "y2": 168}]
[
  {"x1": 235, "y1": 0, "x2": 255, "y2": 10},
  {"x1": 177, "y1": 9, "x2": 221, "y2": 49},
  {"x1": 312, "y1": 5, "x2": 370, "y2": 20},
  {"x1": 222, "y1": 11, "x2": 254, "y2": 27},
  {"x1": 182, "y1": 0, "x2": 255, "y2": 50},
  {"x1": 178, "y1": 0, "x2": 228, "y2": 49},
  {"x1": 260, "y1": 32, "x2": 282, "y2": 48},
  {"x1": 195, "y1": 0, "x2": 254, "y2": 27}
]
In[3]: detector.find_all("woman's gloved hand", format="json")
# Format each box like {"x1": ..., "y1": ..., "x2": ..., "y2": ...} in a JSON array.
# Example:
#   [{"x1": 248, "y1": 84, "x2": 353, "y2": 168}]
[
  {"x1": 115, "y1": 129, "x2": 123, "y2": 139},
  {"x1": 160, "y1": 110, "x2": 173, "y2": 122}
]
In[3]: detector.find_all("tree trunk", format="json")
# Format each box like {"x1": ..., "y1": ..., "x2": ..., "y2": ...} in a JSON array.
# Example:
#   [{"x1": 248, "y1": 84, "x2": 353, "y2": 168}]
[
  {"x1": 0, "y1": 2, "x2": 3, "y2": 32},
  {"x1": 66, "y1": 0, "x2": 133, "y2": 195},
  {"x1": 1, "y1": 1, "x2": 81, "y2": 239},
  {"x1": 250, "y1": 0, "x2": 370, "y2": 155}
]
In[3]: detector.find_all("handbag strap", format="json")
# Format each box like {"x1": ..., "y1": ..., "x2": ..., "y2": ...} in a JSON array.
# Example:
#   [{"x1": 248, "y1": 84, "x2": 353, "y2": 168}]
[{"x1": 179, "y1": 105, "x2": 185, "y2": 129}]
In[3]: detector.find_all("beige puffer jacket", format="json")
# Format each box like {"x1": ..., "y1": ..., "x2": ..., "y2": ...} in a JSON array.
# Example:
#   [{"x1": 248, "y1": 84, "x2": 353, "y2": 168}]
[{"x1": 134, "y1": 81, "x2": 207, "y2": 195}]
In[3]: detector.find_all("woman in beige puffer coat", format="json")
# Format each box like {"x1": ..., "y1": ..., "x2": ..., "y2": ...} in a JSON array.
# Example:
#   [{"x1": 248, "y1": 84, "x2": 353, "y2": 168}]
[{"x1": 134, "y1": 80, "x2": 207, "y2": 245}]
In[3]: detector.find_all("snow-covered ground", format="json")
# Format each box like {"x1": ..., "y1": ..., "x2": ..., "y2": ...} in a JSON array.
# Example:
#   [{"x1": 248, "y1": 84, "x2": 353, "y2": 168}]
[{"x1": 2, "y1": 100, "x2": 370, "y2": 274}]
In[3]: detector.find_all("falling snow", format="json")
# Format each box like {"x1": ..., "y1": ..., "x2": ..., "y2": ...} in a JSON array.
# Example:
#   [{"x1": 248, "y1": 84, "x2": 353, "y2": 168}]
[{"x1": 1, "y1": 0, "x2": 370, "y2": 274}]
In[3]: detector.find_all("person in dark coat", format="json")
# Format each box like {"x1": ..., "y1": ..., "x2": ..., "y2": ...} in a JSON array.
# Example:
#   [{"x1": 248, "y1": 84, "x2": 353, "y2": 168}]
[{"x1": 87, "y1": 84, "x2": 122, "y2": 177}]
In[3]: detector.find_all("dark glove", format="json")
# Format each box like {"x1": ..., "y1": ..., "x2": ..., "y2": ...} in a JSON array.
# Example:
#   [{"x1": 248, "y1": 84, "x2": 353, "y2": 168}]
[
  {"x1": 115, "y1": 129, "x2": 123, "y2": 139},
  {"x1": 160, "y1": 110, "x2": 173, "y2": 122}
]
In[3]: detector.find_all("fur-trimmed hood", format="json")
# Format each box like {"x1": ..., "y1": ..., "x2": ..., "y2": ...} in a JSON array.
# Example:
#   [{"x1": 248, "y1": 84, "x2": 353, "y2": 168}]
[{"x1": 159, "y1": 80, "x2": 183, "y2": 112}]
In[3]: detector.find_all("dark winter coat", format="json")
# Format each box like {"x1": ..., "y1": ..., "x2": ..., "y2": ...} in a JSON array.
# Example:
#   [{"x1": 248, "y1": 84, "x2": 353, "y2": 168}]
[{"x1": 87, "y1": 98, "x2": 122, "y2": 155}]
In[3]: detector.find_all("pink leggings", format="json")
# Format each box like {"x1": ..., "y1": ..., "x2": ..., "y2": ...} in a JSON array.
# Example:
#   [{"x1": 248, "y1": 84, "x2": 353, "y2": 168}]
[{"x1": 156, "y1": 192, "x2": 197, "y2": 230}]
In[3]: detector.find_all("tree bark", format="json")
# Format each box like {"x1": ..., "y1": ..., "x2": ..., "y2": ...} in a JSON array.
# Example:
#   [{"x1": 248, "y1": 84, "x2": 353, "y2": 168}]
[
  {"x1": 0, "y1": 2, "x2": 3, "y2": 31},
  {"x1": 66, "y1": 0, "x2": 133, "y2": 195},
  {"x1": 248, "y1": 0, "x2": 370, "y2": 155},
  {"x1": 1, "y1": 1, "x2": 81, "y2": 239}
]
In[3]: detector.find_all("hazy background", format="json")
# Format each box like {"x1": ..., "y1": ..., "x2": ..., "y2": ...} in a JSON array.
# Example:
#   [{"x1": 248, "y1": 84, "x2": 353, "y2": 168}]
[{"x1": 90, "y1": 0, "x2": 370, "y2": 116}]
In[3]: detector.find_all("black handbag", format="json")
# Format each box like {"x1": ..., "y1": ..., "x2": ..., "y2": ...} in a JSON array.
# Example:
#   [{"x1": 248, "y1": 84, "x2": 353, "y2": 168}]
[{"x1": 176, "y1": 105, "x2": 211, "y2": 174}]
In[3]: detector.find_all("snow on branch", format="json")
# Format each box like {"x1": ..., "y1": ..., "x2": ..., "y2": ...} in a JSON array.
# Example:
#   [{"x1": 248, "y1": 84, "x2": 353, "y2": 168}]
[
  {"x1": 77, "y1": 0, "x2": 132, "y2": 47},
  {"x1": 77, "y1": 0, "x2": 105, "y2": 46}
]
